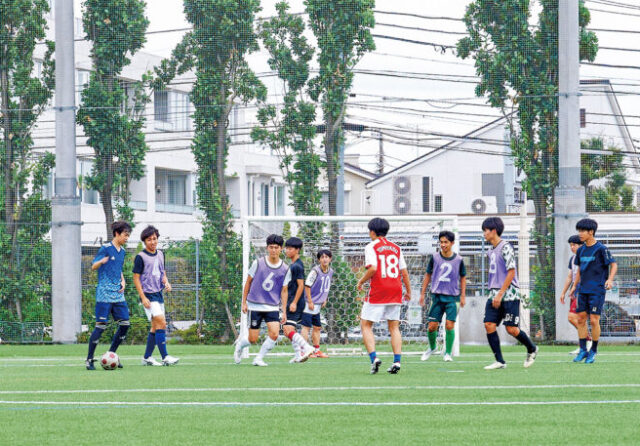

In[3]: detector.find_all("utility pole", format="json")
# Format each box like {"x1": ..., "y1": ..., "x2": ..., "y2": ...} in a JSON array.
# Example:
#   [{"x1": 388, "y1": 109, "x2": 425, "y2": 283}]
[
  {"x1": 52, "y1": 0, "x2": 82, "y2": 343},
  {"x1": 377, "y1": 131, "x2": 384, "y2": 175},
  {"x1": 555, "y1": 0, "x2": 586, "y2": 341}
]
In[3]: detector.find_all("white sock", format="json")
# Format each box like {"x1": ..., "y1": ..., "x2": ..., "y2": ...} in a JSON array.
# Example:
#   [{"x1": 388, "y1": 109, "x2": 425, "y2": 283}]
[
  {"x1": 291, "y1": 333, "x2": 309, "y2": 350},
  {"x1": 238, "y1": 336, "x2": 251, "y2": 349},
  {"x1": 257, "y1": 337, "x2": 276, "y2": 359}
]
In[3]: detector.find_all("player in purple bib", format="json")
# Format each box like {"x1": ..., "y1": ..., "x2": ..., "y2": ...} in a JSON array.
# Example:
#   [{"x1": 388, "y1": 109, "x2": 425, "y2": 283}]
[
  {"x1": 482, "y1": 217, "x2": 538, "y2": 370},
  {"x1": 301, "y1": 249, "x2": 334, "y2": 358},
  {"x1": 235, "y1": 234, "x2": 288, "y2": 366},
  {"x1": 419, "y1": 231, "x2": 466, "y2": 362}
]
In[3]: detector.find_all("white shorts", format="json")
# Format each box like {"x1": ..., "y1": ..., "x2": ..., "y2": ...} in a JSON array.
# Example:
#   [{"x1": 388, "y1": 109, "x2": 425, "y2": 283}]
[
  {"x1": 144, "y1": 301, "x2": 165, "y2": 320},
  {"x1": 360, "y1": 303, "x2": 401, "y2": 323}
]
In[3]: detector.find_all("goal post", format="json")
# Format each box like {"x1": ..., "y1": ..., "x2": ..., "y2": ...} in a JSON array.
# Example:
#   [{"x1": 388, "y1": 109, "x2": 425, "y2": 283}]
[{"x1": 240, "y1": 215, "x2": 460, "y2": 357}]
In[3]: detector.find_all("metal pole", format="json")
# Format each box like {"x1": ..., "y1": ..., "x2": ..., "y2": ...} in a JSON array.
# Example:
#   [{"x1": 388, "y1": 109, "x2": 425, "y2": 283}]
[
  {"x1": 378, "y1": 131, "x2": 384, "y2": 175},
  {"x1": 555, "y1": 0, "x2": 586, "y2": 341},
  {"x1": 518, "y1": 193, "x2": 531, "y2": 335},
  {"x1": 336, "y1": 141, "x2": 345, "y2": 216},
  {"x1": 195, "y1": 239, "x2": 200, "y2": 326},
  {"x1": 240, "y1": 218, "x2": 250, "y2": 358},
  {"x1": 52, "y1": 0, "x2": 81, "y2": 343}
]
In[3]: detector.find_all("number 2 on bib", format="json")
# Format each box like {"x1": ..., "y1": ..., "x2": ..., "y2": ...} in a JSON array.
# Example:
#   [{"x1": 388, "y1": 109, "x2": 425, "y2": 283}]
[{"x1": 378, "y1": 254, "x2": 399, "y2": 278}]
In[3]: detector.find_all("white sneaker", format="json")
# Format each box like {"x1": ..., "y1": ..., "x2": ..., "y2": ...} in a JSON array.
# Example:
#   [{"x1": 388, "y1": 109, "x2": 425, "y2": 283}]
[
  {"x1": 569, "y1": 347, "x2": 580, "y2": 355},
  {"x1": 234, "y1": 341, "x2": 244, "y2": 364},
  {"x1": 252, "y1": 358, "x2": 268, "y2": 367},
  {"x1": 443, "y1": 354, "x2": 453, "y2": 362},
  {"x1": 523, "y1": 346, "x2": 538, "y2": 368},
  {"x1": 484, "y1": 361, "x2": 507, "y2": 370},
  {"x1": 421, "y1": 348, "x2": 435, "y2": 361},
  {"x1": 298, "y1": 344, "x2": 315, "y2": 363},
  {"x1": 289, "y1": 355, "x2": 301, "y2": 364},
  {"x1": 162, "y1": 355, "x2": 180, "y2": 366},
  {"x1": 141, "y1": 356, "x2": 162, "y2": 366}
]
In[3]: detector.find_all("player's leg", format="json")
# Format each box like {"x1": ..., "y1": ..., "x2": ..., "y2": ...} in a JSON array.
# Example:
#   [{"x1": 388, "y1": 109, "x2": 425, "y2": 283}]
[
  {"x1": 502, "y1": 299, "x2": 537, "y2": 367},
  {"x1": 142, "y1": 302, "x2": 161, "y2": 366},
  {"x1": 573, "y1": 293, "x2": 591, "y2": 362},
  {"x1": 254, "y1": 316, "x2": 279, "y2": 366},
  {"x1": 483, "y1": 293, "x2": 506, "y2": 369},
  {"x1": 585, "y1": 295, "x2": 604, "y2": 364},
  {"x1": 423, "y1": 296, "x2": 443, "y2": 361},
  {"x1": 282, "y1": 311, "x2": 314, "y2": 362},
  {"x1": 300, "y1": 312, "x2": 312, "y2": 343},
  {"x1": 387, "y1": 315, "x2": 402, "y2": 374},
  {"x1": 108, "y1": 302, "x2": 130, "y2": 356},
  {"x1": 86, "y1": 302, "x2": 109, "y2": 369},
  {"x1": 567, "y1": 300, "x2": 582, "y2": 354},
  {"x1": 312, "y1": 321, "x2": 327, "y2": 357},
  {"x1": 235, "y1": 310, "x2": 259, "y2": 363},
  {"x1": 149, "y1": 304, "x2": 178, "y2": 365},
  {"x1": 443, "y1": 299, "x2": 459, "y2": 360},
  {"x1": 360, "y1": 302, "x2": 382, "y2": 373}
]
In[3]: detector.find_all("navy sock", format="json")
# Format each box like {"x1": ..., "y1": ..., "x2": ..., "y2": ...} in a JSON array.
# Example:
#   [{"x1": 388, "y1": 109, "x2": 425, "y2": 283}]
[
  {"x1": 87, "y1": 326, "x2": 105, "y2": 360},
  {"x1": 487, "y1": 331, "x2": 505, "y2": 363},
  {"x1": 369, "y1": 351, "x2": 377, "y2": 363},
  {"x1": 155, "y1": 329, "x2": 168, "y2": 359},
  {"x1": 591, "y1": 340, "x2": 598, "y2": 353},
  {"x1": 109, "y1": 323, "x2": 129, "y2": 352},
  {"x1": 144, "y1": 332, "x2": 156, "y2": 358},
  {"x1": 515, "y1": 331, "x2": 536, "y2": 354},
  {"x1": 579, "y1": 338, "x2": 587, "y2": 351},
  {"x1": 393, "y1": 354, "x2": 401, "y2": 363}
]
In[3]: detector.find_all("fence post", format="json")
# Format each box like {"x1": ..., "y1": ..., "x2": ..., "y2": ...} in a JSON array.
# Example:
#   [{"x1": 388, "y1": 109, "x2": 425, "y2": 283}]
[{"x1": 195, "y1": 239, "x2": 200, "y2": 326}]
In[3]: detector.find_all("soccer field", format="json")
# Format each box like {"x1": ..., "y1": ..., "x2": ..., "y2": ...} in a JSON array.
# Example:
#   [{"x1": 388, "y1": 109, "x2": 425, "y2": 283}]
[{"x1": 1, "y1": 344, "x2": 639, "y2": 445}]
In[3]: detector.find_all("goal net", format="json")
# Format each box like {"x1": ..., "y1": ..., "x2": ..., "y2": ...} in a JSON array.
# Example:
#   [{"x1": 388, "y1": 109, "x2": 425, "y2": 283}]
[{"x1": 240, "y1": 215, "x2": 460, "y2": 356}]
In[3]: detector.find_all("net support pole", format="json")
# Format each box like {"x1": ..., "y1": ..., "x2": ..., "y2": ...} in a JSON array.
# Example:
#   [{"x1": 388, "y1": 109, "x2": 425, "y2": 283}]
[
  {"x1": 555, "y1": 0, "x2": 586, "y2": 341},
  {"x1": 452, "y1": 215, "x2": 460, "y2": 356},
  {"x1": 518, "y1": 194, "x2": 531, "y2": 335},
  {"x1": 52, "y1": 0, "x2": 82, "y2": 343},
  {"x1": 240, "y1": 217, "x2": 250, "y2": 358}
]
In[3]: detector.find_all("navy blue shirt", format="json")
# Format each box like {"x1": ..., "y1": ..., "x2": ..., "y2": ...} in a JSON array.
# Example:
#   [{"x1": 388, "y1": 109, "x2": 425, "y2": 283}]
[
  {"x1": 575, "y1": 242, "x2": 615, "y2": 295},
  {"x1": 287, "y1": 259, "x2": 306, "y2": 313},
  {"x1": 93, "y1": 242, "x2": 126, "y2": 303}
]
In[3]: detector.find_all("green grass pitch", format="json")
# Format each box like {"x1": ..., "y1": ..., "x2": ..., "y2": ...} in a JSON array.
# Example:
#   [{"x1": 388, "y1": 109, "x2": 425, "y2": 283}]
[{"x1": 1, "y1": 343, "x2": 639, "y2": 445}]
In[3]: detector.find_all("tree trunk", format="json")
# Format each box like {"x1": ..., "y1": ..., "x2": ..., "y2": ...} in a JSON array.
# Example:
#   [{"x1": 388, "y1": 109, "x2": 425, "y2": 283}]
[{"x1": 100, "y1": 163, "x2": 115, "y2": 240}]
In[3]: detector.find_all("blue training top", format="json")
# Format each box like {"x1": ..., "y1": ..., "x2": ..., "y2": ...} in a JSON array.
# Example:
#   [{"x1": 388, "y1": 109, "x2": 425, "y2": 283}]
[
  {"x1": 93, "y1": 242, "x2": 126, "y2": 303},
  {"x1": 575, "y1": 241, "x2": 615, "y2": 296}
]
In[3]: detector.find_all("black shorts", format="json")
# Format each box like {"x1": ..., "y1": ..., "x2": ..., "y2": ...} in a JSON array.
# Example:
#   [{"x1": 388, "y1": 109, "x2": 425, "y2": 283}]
[
  {"x1": 249, "y1": 310, "x2": 280, "y2": 330},
  {"x1": 283, "y1": 307, "x2": 304, "y2": 327},
  {"x1": 301, "y1": 312, "x2": 322, "y2": 328},
  {"x1": 483, "y1": 298, "x2": 521, "y2": 327}
]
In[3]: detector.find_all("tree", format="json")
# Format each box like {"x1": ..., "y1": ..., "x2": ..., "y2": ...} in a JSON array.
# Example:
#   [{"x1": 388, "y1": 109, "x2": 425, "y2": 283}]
[
  {"x1": 0, "y1": 0, "x2": 55, "y2": 321},
  {"x1": 252, "y1": 1, "x2": 323, "y2": 218},
  {"x1": 155, "y1": 0, "x2": 266, "y2": 338},
  {"x1": 305, "y1": 0, "x2": 375, "y2": 218},
  {"x1": 76, "y1": 0, "x2": 150, "y2": 239},
  {"x1": 581, "y1": 138, "x2": 635, "y2": 212},
  {"x1": 457, "y1": 0, "x2": 598, "y2": 338}
]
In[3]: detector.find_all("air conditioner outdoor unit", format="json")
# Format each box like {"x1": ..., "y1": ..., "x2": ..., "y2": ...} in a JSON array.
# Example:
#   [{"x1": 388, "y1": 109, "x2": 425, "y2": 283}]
[
  {"x1": 393, "y1": 176, "x2": 423, "y2": 215},
  {"x1": 470, "y1": 196, "x2": 498, "y2": 214}
]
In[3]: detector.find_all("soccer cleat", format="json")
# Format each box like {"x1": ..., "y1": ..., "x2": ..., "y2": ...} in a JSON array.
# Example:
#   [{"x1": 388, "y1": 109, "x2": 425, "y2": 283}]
[
  {"x1": 252, "y1": 358, "x2": 268, "y2": 367},
  {"x1": 484, "y1": 361, "x2": 507, "y2": 370},
  {"x1": 117, "y1": 360, "x2": 123, "y2": 369},
  {"x1": 234, "y1": 342, "x2": 244, "y2": 364},
  {"x1": 162, "y1": 355, "x2": 179, "y2": 366},
  {"x1": 524, "y1": 346, "x2": 538, "y2": 368},
  {"x1": 370, "y1": 357, "x2": 382, "y2": 374},
  {"x1": 289, "y1": 355, "x2": 300, "y2": 364},
  {"x1": 573, "y1": 349, "x2": 589, "y2": 363},
  {"x1": 585, "y1": 350, "x2": 597, "y2": 364},
  {"x1": 387, "y1": 362, "x2": 401, "y2": 374},
  {"x1": 85, "y1": 359, "x2": 96, "y2": 370},
  {"x1": 569, "y1": 347, "x2": 581, "y2": 355},
  {"x1": 421, "y1": 348, "x2": 435, "y2": 361},
  {"x1": 298, "y1": 344, "x2": 315, "y2": 363},
  {"x1": 314, "y1": 350, "x2": 329, "y2": 358},
  {"x1": 443, "y1": 354, "x2": 453, "y2": 362},
  {"x1": 141, "y1": 356, "x2": 162, "y2": 366}
]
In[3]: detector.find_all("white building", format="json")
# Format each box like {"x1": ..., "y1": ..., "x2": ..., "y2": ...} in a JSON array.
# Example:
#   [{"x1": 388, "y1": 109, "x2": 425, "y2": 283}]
[{"x1": 366, "y1": 80, "x2": 640, "y2": 216}]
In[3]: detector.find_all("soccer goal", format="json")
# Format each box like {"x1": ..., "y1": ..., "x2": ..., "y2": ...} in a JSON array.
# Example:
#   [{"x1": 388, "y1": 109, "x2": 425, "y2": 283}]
[{"x1": 240, "y1": 215, "x2": 461, "y2": 357}]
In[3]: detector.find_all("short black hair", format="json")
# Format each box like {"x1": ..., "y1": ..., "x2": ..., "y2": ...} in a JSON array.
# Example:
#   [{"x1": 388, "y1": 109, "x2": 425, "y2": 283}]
[
  {"x1": 266, "y1": 234, "x2": 284, "y2": 247},
  {"x1": 140, "y1": 225, "x2": 160, "y2": 242},
  {"x1": 438, "y1": 230, "x2": 455, "y2": 242},
  {"x1": 576, "y1": 218, "x2": 598, "y2": 235},
  {"x1": 317, "y1": 249, "x2": 332, "y2": 259},
  {"x1": 368, "y1": 217, "x2": 390, "y2": 237},
  {"x1": 285, "y1": 237, "x2": 303, "y2": 250},
  {"x1": 112, "y1": 221, "x2": 132, "y2": 236},
  {"x1": 568, "y1": 235, "x2": 583, "y2": 245},
  {"x1": 481, "y1": 217, "x2": 504, "y2": 236}
]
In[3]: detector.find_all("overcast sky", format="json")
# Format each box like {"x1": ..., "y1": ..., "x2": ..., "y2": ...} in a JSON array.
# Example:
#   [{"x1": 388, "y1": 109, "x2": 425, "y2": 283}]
[{"x1": 80, "y1": 0, "x2": 640, "y2": 172}]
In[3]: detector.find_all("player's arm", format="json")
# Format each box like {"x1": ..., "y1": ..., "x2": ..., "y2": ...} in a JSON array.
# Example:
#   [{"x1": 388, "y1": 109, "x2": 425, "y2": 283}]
[
  {"x1": 401, "y1": 268, "x2": 411, "y2": 302},
  {"x1": 120, "y1": 273, "x2": 125, "y2": 293},
  {"x1": 91, "y1": 248, "x2": 109, "y2": 270},
  {"x1": 419, "y1": 273, "x2": 432, "y2": 307},
  {"x1": 569, "y1": 269, "x2": 580, "y2": 296},
  {"x1": 304, "y1": 285, "x2": 314, "y2": 310},
  {"x1": 241, "y1": 275, "x2": 253, "y2": 314},
  {"x1": 357, "y1": 266, "x2": 376, "y2": 292},
  {"x1": 606, "y1": 262, "x2": 618, "y2": 290},
  {"x1": 290, "y1": 277, "x2": 305, "y2": 311},
  {"x1": 133, "y1": 273, "x2": 150, "y2": 309},
  {"x1": 281, "y1": 284, "x2": 289, "y2": 324},
  {"x1": 358, "y1": 243, "x2": 377, "y2": 292},
  {"x1": 460, "y1": 276, "x2": 467, "y2": 307},
  {"x1": 560, "y1": 270, "x2": 573, "y2": 304}
]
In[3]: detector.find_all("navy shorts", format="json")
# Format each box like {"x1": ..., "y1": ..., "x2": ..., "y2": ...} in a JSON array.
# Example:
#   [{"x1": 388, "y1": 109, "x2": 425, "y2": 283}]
[
  {"x1": 483, "y1": 298, "x2": 521, "y2": 327},
  {"x1": 577, "y1": 293, "x2": 605, "y2": 315},
  {"x1": 95, "y1": 301, "x2": 130, "y2": 323},
  {"x1": 283, "y1": 307, "x2": 304, "y2": 327},
  {"x1": 249, "y1": 310, "x2": 280, "y2": 330},
  {"x1": 301, "y1": 312, "x2": 322, "y2": 328}
]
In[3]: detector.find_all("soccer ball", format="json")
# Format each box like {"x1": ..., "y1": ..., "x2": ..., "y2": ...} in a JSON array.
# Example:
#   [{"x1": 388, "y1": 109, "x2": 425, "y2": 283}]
[{"x1": 101, "y1": 351, "x2": 119, "y2": 370}]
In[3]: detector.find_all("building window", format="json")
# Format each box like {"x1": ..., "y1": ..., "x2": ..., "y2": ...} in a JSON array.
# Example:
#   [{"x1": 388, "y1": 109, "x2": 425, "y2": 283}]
[
  {"x1": 422, "y1": 177, "x2": 430, "y2": 212},
  {"x1": 154, "y1": 90, "x2": 169, "y2": 123},
  {"x1": 79, "y1": 160, "x2": 99, "y2": 205},
  {"x1": 435, "y1": 195, "x2": 443, "y2": 213},
  {"x1": 171, "y1": 91, "x2": 191, "y2": 131},
  {"x1": 156, "y1": 169, "x2": 194, "y2": 213},
  {"x1": 262, "y1": 184, "x2": 270, "y2": 216},
  {"x1": 580, "y1": 108, "x2": 586, "y2": 128},
  {"x1": 275, "y1": 185, "x2": 285, "y2": 216}
]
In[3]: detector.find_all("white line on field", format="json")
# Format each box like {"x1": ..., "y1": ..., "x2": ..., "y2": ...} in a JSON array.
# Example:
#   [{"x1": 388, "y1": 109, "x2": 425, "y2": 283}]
[
  {"x1": 2, "y1": 383, "x2": 640, "y2": 395},
  {"x1": 2, "y1": 399, "x2": 640, "y2": 407}
]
